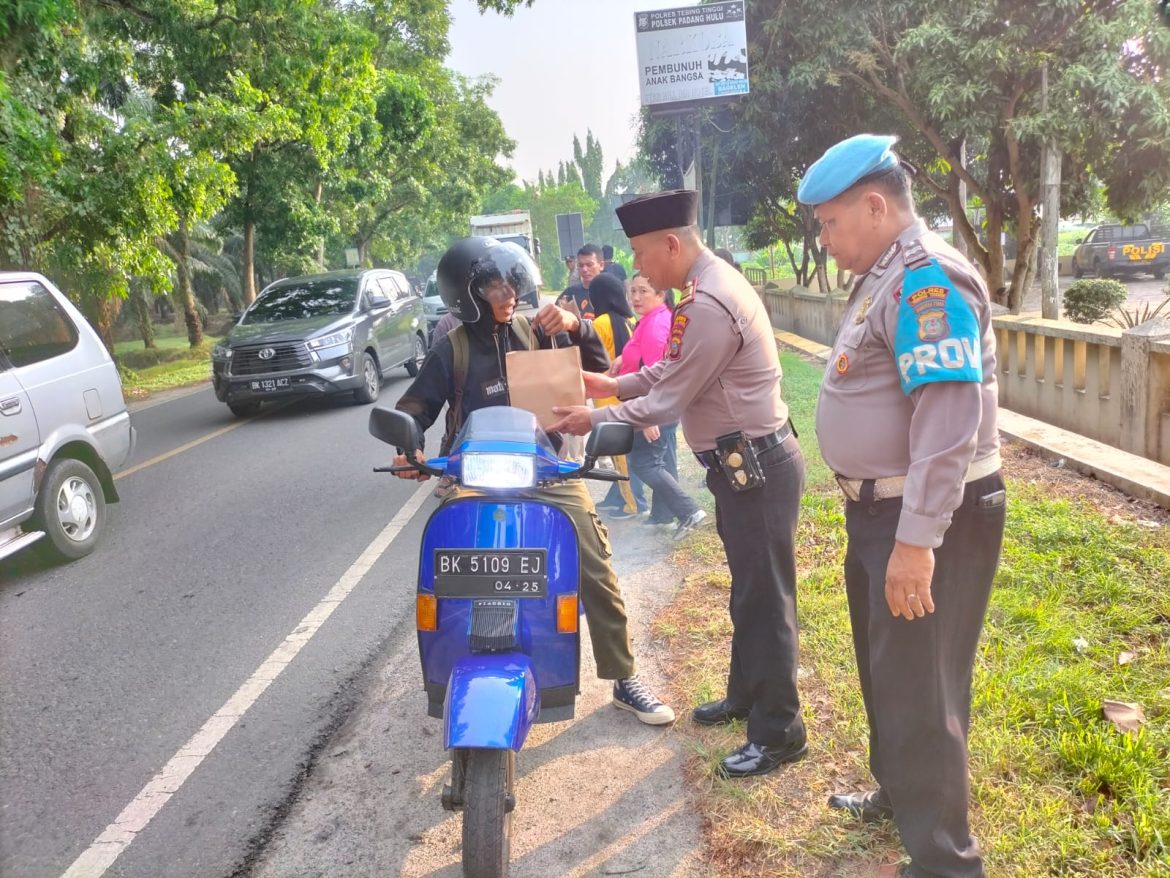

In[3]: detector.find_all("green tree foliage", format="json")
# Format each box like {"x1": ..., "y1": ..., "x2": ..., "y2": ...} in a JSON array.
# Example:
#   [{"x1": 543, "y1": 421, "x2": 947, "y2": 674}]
[
  {"x1": 0, "y1": 0, "x2": 516, "y2": 350},
  {"x1": 744, "y1": 0, "x2": 1170, "y2": 310}
]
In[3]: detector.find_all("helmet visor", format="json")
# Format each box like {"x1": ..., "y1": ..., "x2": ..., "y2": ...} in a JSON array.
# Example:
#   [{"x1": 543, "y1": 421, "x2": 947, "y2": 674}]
[
  {"x1": 475, "y1": 276, "x2": 520, "y2": 306},
  {"x1": 469, "y1": 242, "x2": 538, "y2": 309}
]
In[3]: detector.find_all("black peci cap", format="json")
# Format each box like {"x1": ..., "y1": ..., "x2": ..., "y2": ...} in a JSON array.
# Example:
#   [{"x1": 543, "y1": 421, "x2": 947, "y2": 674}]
[{"x1": 616, "y1": 190, "x2": 699, "y2": 238}]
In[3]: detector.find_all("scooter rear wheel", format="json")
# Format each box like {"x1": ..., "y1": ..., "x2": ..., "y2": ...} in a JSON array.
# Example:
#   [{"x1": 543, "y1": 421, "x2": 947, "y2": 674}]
[{"x1": 462, "y1": 747, "x2": 514, "y2": 878}]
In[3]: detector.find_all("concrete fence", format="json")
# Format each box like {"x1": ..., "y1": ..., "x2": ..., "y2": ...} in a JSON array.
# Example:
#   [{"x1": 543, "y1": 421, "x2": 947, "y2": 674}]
[
  {"x1": 757, "y1": 284, "x2": 1170, "y2": 466},
  {"x1": 994, "y1": 316, "x2": 1170, "y2": 466},
  {"x1": 759, "y1": 283, "x2": 849, "y2": 349}
]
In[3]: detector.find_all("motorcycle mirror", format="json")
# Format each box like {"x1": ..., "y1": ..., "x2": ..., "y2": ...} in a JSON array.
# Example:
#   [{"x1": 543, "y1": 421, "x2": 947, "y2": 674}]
[
  {"x1": 369, "y1": 406, "x2": 422, "y2": 451},
  {"x1": 584, "y1": 422, "x2": 634, "y2": 458}
]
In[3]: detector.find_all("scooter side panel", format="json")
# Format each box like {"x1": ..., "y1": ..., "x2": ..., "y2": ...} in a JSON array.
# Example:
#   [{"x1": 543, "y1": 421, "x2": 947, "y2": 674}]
[
  {"x1": 443, "y1": 654, "x2": 539, "y2": 751},
  {"x1": 418, "y1": 498, "x2": 580, "y2": 705}
]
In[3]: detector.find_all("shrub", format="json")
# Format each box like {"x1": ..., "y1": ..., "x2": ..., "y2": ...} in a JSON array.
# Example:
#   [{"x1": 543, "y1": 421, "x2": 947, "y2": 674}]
[{"x1": 1064, "y1": 278, "x2": 1128, "y2": 324}]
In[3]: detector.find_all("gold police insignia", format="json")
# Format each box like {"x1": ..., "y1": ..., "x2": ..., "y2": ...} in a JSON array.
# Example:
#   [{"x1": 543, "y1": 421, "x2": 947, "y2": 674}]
[{"x1": 854, "y1": 295, "x2": 873, "y2": 324}]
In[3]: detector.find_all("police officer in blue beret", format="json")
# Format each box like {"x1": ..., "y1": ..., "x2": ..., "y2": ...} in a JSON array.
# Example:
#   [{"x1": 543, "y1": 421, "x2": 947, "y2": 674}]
[{"x1": 799, "y1": 135, "x2": 1006, "y2": 878}]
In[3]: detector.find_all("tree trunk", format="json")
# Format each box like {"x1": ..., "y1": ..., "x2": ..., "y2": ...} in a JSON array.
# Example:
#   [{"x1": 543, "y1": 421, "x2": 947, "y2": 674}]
[
  {"x1": 176, "y1": 218, "x2": 204, "y2": 347},
  {"x1": 985, "y1": 205, "x2": 1008, "y2": 308},
  {"x1": 782, "y1": 239, "x2": 799, "y2": 279},
  {"x1": 243, "y1": 217, "x2": 257, "y2": 305},
  {"x1": 705, "y1": 142, "x2": 719, "y2": 247},
  {"x1": 83, "y1": 296, "x2": 117, "y2": 355},
  {"x1": 132, "y1": 283, "x2": 156, "y2": 349},
  {"x1": 814, "y1": 253, "x2": 830, "y2": 294},
  {"x1": 1010, "y1": 215, "x2": 1040, "y2": 315},
  {"x1": 950, "y1": 136, "x2": 969, "y2": 258},
  {"x1": 1007, "y1": 194, "x2": 1037, "y2": 314},
  {"x1": 315, "y1": 178, "x2": 326, "y2": 268}
]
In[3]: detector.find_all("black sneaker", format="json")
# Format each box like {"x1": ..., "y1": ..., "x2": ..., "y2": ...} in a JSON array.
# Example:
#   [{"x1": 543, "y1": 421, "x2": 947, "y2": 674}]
[
  {"x1": 672, "y1": 509, "x2": 709, "y2": 541},
  {"x1": 612, "y1": 677, "x2": 676, "y2": 725}
]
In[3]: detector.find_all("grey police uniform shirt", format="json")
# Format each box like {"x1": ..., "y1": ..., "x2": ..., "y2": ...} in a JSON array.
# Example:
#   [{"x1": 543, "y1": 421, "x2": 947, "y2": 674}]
[
  {"x1": 817, "y1": 218, "x2": 1000, "y2": 549},
  {"x1": 590, "y1": 248, "x2": 788, "y2": 452}
]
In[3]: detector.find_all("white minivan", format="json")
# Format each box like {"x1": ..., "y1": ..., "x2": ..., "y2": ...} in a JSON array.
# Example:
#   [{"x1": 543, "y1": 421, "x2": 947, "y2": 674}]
[{"x1": 0, "y1": 272, "x2": 134, "y2": 562}]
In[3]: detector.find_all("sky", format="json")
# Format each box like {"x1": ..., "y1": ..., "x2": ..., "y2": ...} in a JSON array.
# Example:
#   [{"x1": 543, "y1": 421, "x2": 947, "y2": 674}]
[{"x1": 447, "y1": 0, "x2": 655, "y2": 186}]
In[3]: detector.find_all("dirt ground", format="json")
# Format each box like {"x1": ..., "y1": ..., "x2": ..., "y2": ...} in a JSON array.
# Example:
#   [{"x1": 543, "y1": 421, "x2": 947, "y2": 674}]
[{"x1": 998, "y1": 441, "x2": 1169, "y2": 528}]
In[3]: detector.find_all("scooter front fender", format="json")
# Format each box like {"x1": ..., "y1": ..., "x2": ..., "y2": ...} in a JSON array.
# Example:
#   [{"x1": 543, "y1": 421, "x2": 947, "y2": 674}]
[{"x1": 444, "y1": 653, "x2": 539, "y2": 752}]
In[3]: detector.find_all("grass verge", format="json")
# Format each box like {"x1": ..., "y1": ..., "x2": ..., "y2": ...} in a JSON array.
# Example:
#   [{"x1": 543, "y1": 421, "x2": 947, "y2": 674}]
[
  {"x1": 117, "y1": 339, "x2": 215, "y2": 400},
  {"x1": 657, "y1": 351, "x2": 1170, "y2": 878}
]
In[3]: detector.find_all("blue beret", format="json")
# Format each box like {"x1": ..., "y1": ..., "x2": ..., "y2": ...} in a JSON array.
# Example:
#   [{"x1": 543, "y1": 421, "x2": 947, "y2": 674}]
[{"x1": 797, "y1": 134, "x2": 900, "y2": 206}]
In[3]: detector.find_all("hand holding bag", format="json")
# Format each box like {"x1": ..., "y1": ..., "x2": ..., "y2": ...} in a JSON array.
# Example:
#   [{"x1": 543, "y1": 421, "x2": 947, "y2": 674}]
[{"x1": 505, "y1": 337, "x2": 586, "y2": 430}]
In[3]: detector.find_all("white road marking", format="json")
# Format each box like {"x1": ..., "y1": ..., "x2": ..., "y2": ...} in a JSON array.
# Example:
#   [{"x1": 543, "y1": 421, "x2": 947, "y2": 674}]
[{"x1": 60, "y1": 480, "x2": 433, "y2": 878}]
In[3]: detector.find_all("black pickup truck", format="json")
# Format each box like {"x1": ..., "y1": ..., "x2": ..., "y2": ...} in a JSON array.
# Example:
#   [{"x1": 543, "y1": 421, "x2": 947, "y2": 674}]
[{"x1": 1072, "y1": 223, "x2": 1169, "y2": 280}]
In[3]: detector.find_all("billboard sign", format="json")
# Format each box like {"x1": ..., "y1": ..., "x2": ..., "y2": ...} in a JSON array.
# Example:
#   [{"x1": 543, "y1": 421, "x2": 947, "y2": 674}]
[{"x1": 635, "y1": 1, "x2": 748, "y2": 109}]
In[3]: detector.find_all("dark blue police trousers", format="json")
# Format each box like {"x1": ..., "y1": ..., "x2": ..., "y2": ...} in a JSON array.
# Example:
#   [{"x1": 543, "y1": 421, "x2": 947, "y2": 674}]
[{"x1": 844, "y1": 471, "x2": 1006, "y2": 878}]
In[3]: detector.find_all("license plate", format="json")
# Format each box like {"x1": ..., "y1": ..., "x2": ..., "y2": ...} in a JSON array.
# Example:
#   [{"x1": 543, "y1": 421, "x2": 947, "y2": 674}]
[
  {"x1": 433, "y1": 549, "x2": 548, "y2": 598},
  {"x1": 250, "y1": 377, "x2": 290, "y2": 391}
]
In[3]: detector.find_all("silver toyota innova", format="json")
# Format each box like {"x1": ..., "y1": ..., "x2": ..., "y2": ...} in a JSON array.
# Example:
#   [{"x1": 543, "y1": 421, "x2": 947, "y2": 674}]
[{"x1": 0, "y1": 272, "x2": 134, "y2": 562}]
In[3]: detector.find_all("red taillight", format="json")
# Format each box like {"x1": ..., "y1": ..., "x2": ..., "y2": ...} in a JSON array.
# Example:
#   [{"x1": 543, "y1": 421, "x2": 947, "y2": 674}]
[{"x1": 1107, "y1": 245, "x2": 1116, "y2": 261}]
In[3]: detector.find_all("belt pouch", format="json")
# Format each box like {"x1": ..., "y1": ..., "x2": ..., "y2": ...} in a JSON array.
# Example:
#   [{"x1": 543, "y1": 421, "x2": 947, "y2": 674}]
[{"x1": 714, "y1": 431, "x2": 766, "y2": 492}]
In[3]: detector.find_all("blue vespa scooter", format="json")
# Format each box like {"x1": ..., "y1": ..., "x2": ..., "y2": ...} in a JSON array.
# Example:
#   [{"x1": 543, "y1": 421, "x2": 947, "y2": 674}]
[{"x1": 369, "y1": 405, "x2": 632, "y2": 878}]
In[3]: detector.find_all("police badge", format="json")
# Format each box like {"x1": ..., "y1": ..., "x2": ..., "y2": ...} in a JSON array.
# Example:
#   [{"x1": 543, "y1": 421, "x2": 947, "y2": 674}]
[{"x1": 907, "y1": 286, "x2": 951, "y2": 342}]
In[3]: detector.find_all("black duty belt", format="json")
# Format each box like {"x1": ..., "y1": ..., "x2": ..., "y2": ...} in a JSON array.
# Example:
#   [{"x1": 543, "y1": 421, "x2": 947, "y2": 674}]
[{"x1": 695, "y1": 423, "x2": 793, "y2": 470}]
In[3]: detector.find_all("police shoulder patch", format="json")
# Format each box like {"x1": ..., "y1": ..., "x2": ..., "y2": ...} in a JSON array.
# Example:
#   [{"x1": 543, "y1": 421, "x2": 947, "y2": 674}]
[{"x1": 894, "y1": 258, "x2": 982, "y2": 395}]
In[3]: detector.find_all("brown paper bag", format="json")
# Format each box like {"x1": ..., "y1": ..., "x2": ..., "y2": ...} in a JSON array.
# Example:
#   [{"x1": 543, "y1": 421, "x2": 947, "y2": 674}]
[{"x1": 505, "y1": 345, "x2": 585, "y2": 430}]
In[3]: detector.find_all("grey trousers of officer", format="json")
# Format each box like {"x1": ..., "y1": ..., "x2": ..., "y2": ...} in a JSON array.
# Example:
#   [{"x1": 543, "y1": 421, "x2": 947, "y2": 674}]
[
  {"x1": 706, "y1": 435, "x2": 806, "y2": 748},
  {"x1": 843, "y1": 471, "x2": 1006, "y2": 878},
  {"x1": 450, "y1": 479, "x2": 636, "y2": 680}
]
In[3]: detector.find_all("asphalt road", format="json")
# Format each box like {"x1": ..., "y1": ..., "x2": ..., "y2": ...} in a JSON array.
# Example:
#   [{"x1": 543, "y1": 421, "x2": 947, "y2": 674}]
[{"x1": 0, "y1": 369, "x2": 442, "y2": 878}]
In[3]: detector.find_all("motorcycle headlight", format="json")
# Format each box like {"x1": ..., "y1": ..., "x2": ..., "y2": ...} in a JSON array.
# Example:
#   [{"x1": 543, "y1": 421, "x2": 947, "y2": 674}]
[
  {"x1": 307, "y1": 328, "x2": 354, "y2": 350},
  {"x1": 461, "y1": 453, "x2": 536, "y2": 489},
  {"x1": 212, "y1": 343, "x2": 232, "y2": 359}
]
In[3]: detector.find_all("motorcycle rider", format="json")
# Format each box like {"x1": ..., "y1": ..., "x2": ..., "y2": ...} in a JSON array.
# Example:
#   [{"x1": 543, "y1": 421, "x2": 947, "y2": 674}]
[{"x1": 391, "y1": 236, "x2": 675, "y2": 725}]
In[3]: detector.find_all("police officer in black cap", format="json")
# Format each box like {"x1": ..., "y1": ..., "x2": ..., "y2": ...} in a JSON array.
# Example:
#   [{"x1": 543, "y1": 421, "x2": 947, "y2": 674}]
[{"x1": 551, "y1": 191, "x2": 807, "y2": 778}]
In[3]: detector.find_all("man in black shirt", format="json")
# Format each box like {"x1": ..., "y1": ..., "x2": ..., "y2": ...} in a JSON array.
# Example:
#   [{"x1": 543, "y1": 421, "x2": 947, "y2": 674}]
[{"x1": 560, "y1": 243, "x2": 605, "y2": 318}]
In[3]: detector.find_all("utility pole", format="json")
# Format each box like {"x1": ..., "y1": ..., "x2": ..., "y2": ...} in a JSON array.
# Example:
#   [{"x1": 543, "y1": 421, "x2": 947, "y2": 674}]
[
  {"x1": 1039, "y1": 62, "x2": 1062, "y2": 319},
  {"x1": 693, "y1": 111, "x2": 703, "y2": 221}
]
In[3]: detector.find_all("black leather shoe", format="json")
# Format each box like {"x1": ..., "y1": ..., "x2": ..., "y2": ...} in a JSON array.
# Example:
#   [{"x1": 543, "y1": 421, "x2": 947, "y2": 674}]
[
  {"x1": 717, "y1": 739, "x2": 807, "y2": 778},
  {"x1": 692, "y1": 699, "x2": 751, "y2": 726},
  {"x1": 827, "y1": 789, "x2": 894, "y2": 823}
]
